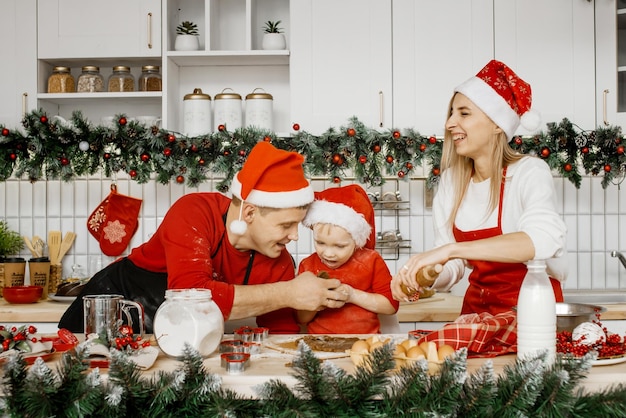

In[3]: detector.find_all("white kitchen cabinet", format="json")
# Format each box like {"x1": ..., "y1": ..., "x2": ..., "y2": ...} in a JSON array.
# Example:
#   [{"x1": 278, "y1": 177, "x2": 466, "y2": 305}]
[
  {"x1": 37, "y1": 0, "x2": 161, "y2": 59},
  {"x1": 290, "y1": 0, "x2": 392, "y2": 135},
  {"x1": 596, "y1": 0, "x2": 626, "y2": 128},
  {"x1": 494, "y1": 0, "x2": 596, "y2": 132},
  {"x1": 0, "y1": 1, "x2": 37, "y2": 128},
  {"x1": 392, "y1": 0, "x2": 493, "y2": 137}
]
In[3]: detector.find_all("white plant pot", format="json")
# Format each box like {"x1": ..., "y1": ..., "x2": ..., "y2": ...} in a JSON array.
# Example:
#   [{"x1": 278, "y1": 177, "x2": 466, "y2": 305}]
[
  {"x1": 175, "y1": 35, "x2": 200, "y2": 51},
  {"x1": 262, "y1": 33, "x2": 286, "y2": 50}
]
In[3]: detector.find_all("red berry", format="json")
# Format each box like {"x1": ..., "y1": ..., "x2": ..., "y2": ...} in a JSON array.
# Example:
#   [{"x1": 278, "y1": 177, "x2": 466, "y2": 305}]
[
  {"x1": 605, "y1": 164, "x2": 612, "y2": 172},
  {"x1": 141, "y1": 153, "x2": 150, "y2": 162},
  {"x1": 28, "y1": 325, "x2": 37, "y2": 334},
  {"x1": 358, "y1": 155, "x2": 367, "y2": 164},
  {"x1": 372, "y1": 144, "x2": 381, "y2": 153},
  {"x1": 292, "y1": 123, "x2": 300, "y2": 131},
  {"x1": 163, "y1": 148, "x2": 172, "y2": 157},
  {"x1": 618, "y1": 145, "x2": 625, "y2": 155},
  {"x1": 40, "y1": 116, "x2": 48, "y2": 124},
  {"x1": 564, "y1": 163, "x2": 572, "y2": 172},
  {"x1": 428, "y1": 136, "x2": 437, "y2": 144},
  {"x1": 332, "y1": 176, "x2": 341, "y2": 184},
  {"x1": 104, "y1": 153, "x2": 111, "y2": 160},
  {"x1": 541, "y1": 147, "x2": 550, "y2": 158},
  {"x1": 198, "y1": 158, "x2": 205, "y2": 165},
  {"x1": 419, "y1": 144, "x2": 426, "y2": 152},
  {"x1": 432, "y1": 167, "x2": 441, "y2": 176},
  {"x1": 60, "y1": 157, "x2": 69, "y2": 166},
  {"x1": 385, "y1": 155, "x2": 394, "y2": 163},
  {"x1": 191, "y1": 144, "x2": 198, "y2": 152},
  {"x1": 515, "y1": 137, "x2": 522, "y2": 145},
  {"x1": 392, "y1": 131, "x2": 401, "y2": 139},
  {"x1": 1, "y1": 128, "x2": 9, "y2": 136},
  {"x1": 397, "y1": 170, "x2": 405, "y2": 178},
  {"x1": 129, "y1": 170, "x2": 137, "y2": 178},
  {"x1": 238, "y1": 149, "x2": 246, "y2": 157},
  {"x1": 347, "y1": 128, "x2": 356, "y2": 137},
  {"x1": 168, "y1": 134, "x2": 176, "y2": 143},
  {"x1": 218, "y1": 124, "x2": 226, "y2": 132},
  {"x1": 176, "y1": 175, "x2": 185, "y2": 183},
  {"x1": 581, "y1": 146, "x2": 589, "y2": 154},
  {"x1": 405, "y1": 162, "x2": 413, "y2": 170},
  {"x1": 119, "y1": 117, "x2": 127, "y2": 125},
  {"x1": 9, "y1": 153, "x2": 17, "y2": 161}
]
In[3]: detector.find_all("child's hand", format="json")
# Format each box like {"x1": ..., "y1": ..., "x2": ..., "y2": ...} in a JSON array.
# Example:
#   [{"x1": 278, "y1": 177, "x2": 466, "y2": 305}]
[{"x1": 335, "y1": 283, "x2": 353, "y2": 303}]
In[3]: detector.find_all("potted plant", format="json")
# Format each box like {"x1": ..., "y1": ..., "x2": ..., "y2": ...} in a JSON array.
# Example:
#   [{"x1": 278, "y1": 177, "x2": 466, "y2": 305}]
[
  {"x1": 174, "y1": 21, "x2": 200, "y2": 51},
  {"x1": 0, "y1": 220, "x2": 25, "y2": 291},
  {"x1": 262, "y1": 20, "x2": 286, "y2": 50}
]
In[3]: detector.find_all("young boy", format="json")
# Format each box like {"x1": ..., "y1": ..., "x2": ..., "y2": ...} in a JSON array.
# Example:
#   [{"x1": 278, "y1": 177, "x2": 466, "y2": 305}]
[{"x1": 297, "y1": 184, "x2": 399, "y2": 334}]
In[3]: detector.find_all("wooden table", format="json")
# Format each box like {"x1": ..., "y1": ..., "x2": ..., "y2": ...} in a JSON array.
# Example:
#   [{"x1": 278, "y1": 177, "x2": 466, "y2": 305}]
[{"x1": 24, "y1": 334, "x2": 626, "y2": 397}]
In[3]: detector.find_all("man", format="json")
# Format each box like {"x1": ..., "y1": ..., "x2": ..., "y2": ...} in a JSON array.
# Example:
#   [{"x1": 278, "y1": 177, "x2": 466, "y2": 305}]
[{"x1": 59, "y1": 142, "x2": 348, "y2": 333}]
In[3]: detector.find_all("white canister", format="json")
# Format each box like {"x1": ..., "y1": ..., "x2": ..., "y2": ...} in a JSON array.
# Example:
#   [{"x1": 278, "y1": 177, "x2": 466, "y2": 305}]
[
  {"x1": 213, "y1": 88, "x2": 242, "y2": 132},
  {"x1": 245, "y1": 88, "x2": 273, "y2": 131},
  {"x1": 183, "y1": 88, "x2": 212, "y2": 137}
]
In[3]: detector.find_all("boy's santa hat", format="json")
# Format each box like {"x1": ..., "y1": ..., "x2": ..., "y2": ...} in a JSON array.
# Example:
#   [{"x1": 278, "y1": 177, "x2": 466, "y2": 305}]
[
  {"x1": 454, "y1": 59, "x2": 541, "y2": 139},
  {"x1": 230, "y1": 141, "x2": 314, "y2": 234},
  {"x1": 302, "y1": 184, "x2": 376, "y2": 249}
]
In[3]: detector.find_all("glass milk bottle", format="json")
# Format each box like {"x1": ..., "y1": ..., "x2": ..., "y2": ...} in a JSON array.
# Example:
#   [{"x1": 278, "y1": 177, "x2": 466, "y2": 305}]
[
  {"x1": 153, "y1": 288, "x2": 224, "y2": 358},
  {"x1": 516, "y1": 259, "x2": 556, "y2": 363}
]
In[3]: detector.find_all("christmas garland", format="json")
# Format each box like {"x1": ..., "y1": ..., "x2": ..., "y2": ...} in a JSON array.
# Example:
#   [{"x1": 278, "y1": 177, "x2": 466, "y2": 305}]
[
  {"x1": 0, "y1": 110, "x2": 624, "y2": 191},
  {"x1": 1, "y1": 342, "x2": 626, "y2": 417}
]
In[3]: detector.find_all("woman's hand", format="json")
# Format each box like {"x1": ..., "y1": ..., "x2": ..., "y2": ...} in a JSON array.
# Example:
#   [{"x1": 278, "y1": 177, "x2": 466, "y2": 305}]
[{"x1": 392, "y1": 245, "x2": 452, "y2": 301}]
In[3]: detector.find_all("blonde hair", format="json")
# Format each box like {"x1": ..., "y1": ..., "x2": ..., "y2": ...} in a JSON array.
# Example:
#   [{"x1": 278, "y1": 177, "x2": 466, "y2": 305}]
[{"x1": 441, "y1": 93, "x2": 524, "y2": 228}]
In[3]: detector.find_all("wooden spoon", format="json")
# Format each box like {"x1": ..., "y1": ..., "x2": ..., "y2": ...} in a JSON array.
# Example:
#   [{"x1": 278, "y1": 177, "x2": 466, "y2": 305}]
[
  {"x1": 56, "y1": 231, "x2": 76, "y2": 263},
  {"x1": 23, "y1": 236, "x2": 38, "y2": 258},
  {"x1": 48, "y1": 230, "x2": 62, "y2": 264}
]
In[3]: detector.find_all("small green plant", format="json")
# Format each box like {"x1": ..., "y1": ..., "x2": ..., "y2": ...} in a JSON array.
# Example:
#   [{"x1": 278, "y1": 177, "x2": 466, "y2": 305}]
[
  {"x1": 263, "y1": 20, "x2": 283, "y2": 34},
  {"x1": 0, "y1": 220, "x2": 23, "y2": 259},
  {"x1": 176, "y1": 21, "x2": 199, "y2": 36}
]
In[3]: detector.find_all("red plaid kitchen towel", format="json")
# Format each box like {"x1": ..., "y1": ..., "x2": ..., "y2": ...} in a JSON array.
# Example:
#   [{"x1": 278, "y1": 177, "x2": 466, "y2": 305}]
[{"x1": 416, "y1": 310, "x2": 518, "y2": 358}]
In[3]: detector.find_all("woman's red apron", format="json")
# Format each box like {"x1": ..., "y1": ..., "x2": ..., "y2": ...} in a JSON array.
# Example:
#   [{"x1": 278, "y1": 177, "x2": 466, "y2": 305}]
[{"x1": 452, "y1": 168, "x2": 563, "y2": 315}]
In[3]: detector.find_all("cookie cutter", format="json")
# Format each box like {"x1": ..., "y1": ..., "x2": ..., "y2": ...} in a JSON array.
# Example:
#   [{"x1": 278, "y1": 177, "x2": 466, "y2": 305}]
[
  {"x1": 252, "y1": 327, "x2": 269, "y2": 343},
  {"x1": 219, "y1": 339, "x2": 261, "y2": 355},
  {"x1": 234, "y1": 326, "x2": 254, "y2": 342},
  {"x1": 220, "y1": 352, "x2": 250, "y2": 374}
]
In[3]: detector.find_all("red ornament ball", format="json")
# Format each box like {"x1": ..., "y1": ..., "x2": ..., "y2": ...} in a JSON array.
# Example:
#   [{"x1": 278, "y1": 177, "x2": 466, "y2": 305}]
[
  {"x1": 604, "y1": 164, "x2": 612, "y2": 172},
  {"x1": 428, "y1": 136, "x2": 437, "y2": 144},
  {"x1": 60, "y1": 157, "x2": 69, "y2": 166},
  {"x1": 419, "y1": 143, "x2": 426, "y2": 152},
  {"x1": 392, "y1": 131, "x2": 401, "y2": 139},
  {"x1": 385, "y1": 155, "x2": 394, "y2": 163},
  {"x1": 9, "y1": 153, "x2": 17, "y2": 161},
  {"x1": 1, "y1": 128, "x2": 9, "y2": 136},
  {"x1": 198, "y1": 158, "x2": 205, "y2": 166},
  {"x1": 119, "y1": 117, "x2": 127, "y2": 126},
  {"x1": 176, "y1": 175, "x2": 185, "y2": 183},
  {"x1": 218, "y1": 124, "x2": 226, "y2": 132},
  {"x1": 581, "y1": 146, "x2": 589, "y2": 154},
  {"x1": 332, "y1": 153, "x2": 343, "y2": 164},
  {"x1": 223, "y1": 150, "x2": 231, "y2": 156},
  {"x1": 540, "y1": 147, "x2": 551, "y2": 158},
  {"x1": 190, "y1": 144, "x2": 198, "y2": 152},
  {"x1": 238, "y1": 149, "x2": 246, "y2": 157},
  {"x1": 167, "y1": 134, "x2": 176, "y2": 143},
  {"x1": 405, "y1": 162, "x2": 413, "y2": 170},
  {"x1": 515, "y1": 137, "x2": 523, "y2": 145},
  {"x1": 104, "y1": 153, "x2": 111, "y2": 160},
  {"x1": 564, "y1": 163, "x2": 573, "y2": 172},
  {"x1": 163, "y1": 148, "x2": 172, "y2": 157},
  {"x1": 292, "y1": 123, "x2": 300, "y2": 131},
  {"x1": 347, "y1": 128, "x2": 356, "y2": 137},
  {"x1": 263, "y1": 135, "x2": 272, "y2": 142},
  {"x1": 358, "y1": 155, "x2": 367, "y2": 164},
  {"x1": 397, "y1": 170, "x2": 405, "y2": 178},
  {"x1": 618, "y1": 145, "x2": 625, "y2": 155},
  {"x1": 141, "y1": 153, "x2": 150, "y2": 162},
  {"x1": 332, "y1": 176, "x2": 341, "y2": 184},
  {"x1": 129, "y1": 169, "x2": 137, "y2": 178},
  {"x1": 40, "y1": 116, "x2": 48, "y2": 124},
  {"x1": 432, "y1": 167, "x2": 441, "y2": 176},
  {"x1": 372, "y1": 144, "x2": 381, "y2": 153}
]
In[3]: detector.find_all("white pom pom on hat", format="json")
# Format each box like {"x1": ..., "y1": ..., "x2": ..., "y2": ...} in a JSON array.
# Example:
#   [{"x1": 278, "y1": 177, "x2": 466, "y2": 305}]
[
  {"x1": 454, "y1": 59, "x2": 541, "y2": 139},
  {"x1": 229, "y1": 141, "x2": 314, "y2": 235}
]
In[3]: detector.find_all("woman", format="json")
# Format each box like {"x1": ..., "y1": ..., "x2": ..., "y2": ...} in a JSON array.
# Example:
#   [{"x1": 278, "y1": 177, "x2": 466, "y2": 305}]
[{"x1": 391, "y1": 60, "x2": 568, "y2": 315}]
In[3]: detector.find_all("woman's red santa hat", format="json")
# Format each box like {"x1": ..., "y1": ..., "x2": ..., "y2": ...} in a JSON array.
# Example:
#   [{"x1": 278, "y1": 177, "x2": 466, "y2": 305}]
[
  {"x1": 454, "y1": 59, "x2": 541, "y2": 139},
  {"x1": 230, "y1": 141, "x2": 314, "y2": 234},
  {"x1": 302, "y1": 184, "x2": 376, "y2": 249}
]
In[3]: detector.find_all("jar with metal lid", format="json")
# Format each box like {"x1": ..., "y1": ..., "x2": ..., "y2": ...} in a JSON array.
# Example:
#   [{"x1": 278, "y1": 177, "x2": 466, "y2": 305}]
[
  {"x1": 183, "y1": 88, "x2": 212, "y2": 137},
  {"x1": 245, "y1": 88, "x2": 273, "y2": 130},
  {"x1": 76, "y1": 66, "x2": 104, "y2": 93},
  {"x1": 107, "y1": 66, "x2": 135, "y2": 92},
  {"x1": 153, "y1": 288, "x2": 224, "y2": 358},
  {"x1": 47, "y1": 66, "x2": 75, "y2": 93},
  {"x1": 138, "y1": 65, "x2": 162, "y2": 91},
  {"x1": 213, "y1": 88, "x2": 242, "y2": 132}
]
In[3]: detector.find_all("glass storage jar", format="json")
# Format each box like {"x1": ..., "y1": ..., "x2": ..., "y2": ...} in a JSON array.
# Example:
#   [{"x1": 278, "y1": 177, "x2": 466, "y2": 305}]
[
  {"x1": 76, "y1": 66, "x2": 104, "y2": 92},
  {"x1": 47, "y1": 66, "x2": 75, "y2": 93},
  {"x1": 138, "y1": 65, "x2": 162, "y2": 91},
  {"x1": 107, "y1": 66, "x2": 135, "y2": 92},
  {"x1": 153, "y1": 288, "x2": 224, "y2": 358}
]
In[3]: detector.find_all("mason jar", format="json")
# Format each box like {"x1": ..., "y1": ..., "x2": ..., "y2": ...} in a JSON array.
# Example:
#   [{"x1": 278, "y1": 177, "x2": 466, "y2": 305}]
[
  {"x1": 138, "y1": 65, "x2": 162, "y2": 91},
  {"x1": 76, "y1": 66, "x2": 104, "y2": 92},
  {"x1": 107, "y1": 66, "x2": 135, "y2": 92},
  {"x1": 47, "y1": 66, "x2": 75, "y2": 93},
  {"x1": 153, "y1": 288, "x2": 224, "y2": 358}
]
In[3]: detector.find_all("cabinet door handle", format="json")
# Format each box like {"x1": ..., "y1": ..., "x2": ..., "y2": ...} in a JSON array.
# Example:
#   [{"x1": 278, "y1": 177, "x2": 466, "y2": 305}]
[
  {"x1": 603, "y1": 89, "x2": 609, "y2": 126},
  {"x1": 22, "y1": 92, "x2": 28, "y2": 116},
  {"x1": 379, "y1": 90, "x2": 384, "y2": 127},
  {"x1": 147, "y1": 12, "x2": 153, "y2": 49}
]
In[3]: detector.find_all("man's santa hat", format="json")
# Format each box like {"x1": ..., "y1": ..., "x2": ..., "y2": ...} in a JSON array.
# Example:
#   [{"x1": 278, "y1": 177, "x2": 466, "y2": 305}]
[
  {"x1": 302, "y1": 184, "x2": 376, "y2": 249},
  {"x1": 454, "y1": 59, "x2": 541, "y2": 139},
  {"x1": 230, "y1": 141, "x2": 314, "y2": 234}
]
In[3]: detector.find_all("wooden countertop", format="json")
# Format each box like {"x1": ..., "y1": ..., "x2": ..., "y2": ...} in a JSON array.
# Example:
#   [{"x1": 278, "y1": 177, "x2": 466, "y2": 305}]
[{"x1": 3, "y1": 292, "x2": 626, "y2": 326}]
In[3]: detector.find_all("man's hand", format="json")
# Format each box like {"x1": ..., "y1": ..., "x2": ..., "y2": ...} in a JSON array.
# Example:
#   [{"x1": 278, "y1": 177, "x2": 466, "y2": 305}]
[{"x1": 289, "y1": 271, "x2": 348, "y2": 311}]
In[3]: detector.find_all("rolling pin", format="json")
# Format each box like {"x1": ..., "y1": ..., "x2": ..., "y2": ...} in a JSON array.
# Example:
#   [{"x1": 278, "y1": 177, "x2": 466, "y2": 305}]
[{"x1": 401, "y1": 263, "x2": 443, "y2": 301}]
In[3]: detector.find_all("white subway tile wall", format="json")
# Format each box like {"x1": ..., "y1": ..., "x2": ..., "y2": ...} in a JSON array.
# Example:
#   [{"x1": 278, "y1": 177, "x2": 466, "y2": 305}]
[{"x1": 1, "y1": 172, "x2": 625, "y2": 292}]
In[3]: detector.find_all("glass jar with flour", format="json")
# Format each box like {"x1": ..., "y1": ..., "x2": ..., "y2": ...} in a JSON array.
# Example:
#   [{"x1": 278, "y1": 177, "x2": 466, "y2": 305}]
[{"x1": 153, "y1": 288, "x2": 224, "y2": 358}]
